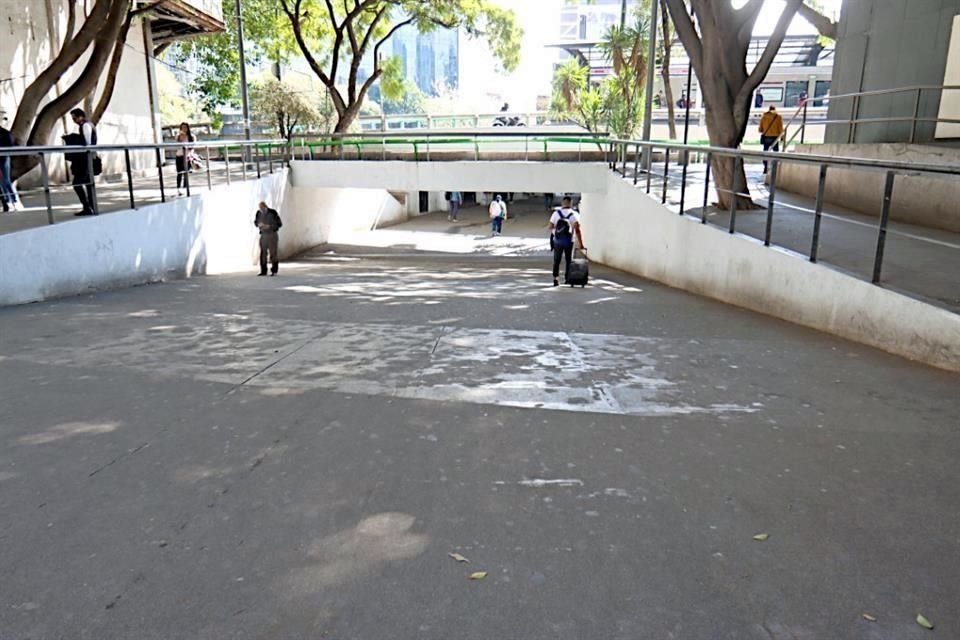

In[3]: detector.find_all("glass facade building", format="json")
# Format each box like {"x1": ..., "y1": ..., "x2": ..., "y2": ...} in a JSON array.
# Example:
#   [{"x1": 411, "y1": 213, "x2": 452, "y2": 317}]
[{"x1": 390, "y1": 28, "x2": 459, "y2": 97}]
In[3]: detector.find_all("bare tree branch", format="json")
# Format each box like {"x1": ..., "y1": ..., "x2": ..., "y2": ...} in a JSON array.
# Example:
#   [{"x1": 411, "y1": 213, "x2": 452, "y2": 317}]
[
  {"x1": 797, "y1": 2, "x2": 837, "y2": 39},
  {"x1": 663, "y1": 0, "x2": 702, "y2": 75},
  {"x1": 737, "y1": 0, "x2": 803, "y2": 125},
  {"x1": 92, "y1": 11, "x2": 134, "y2": 124}
]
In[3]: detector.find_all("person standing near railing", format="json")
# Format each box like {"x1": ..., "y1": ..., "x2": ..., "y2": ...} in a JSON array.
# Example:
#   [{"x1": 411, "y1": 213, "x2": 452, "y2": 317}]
[
  {"x1": 175, "y1": 122, "x2": 195, "y2": 197},
  {"x1": 758, "y1": 105, "x2": 784, "y2": 174},
  {"x1": 63, "y1": 108, "x2": 98, "y2": 216},
  {"x1": 0, "y1": 116, "x2": 20, "y2": 212},
  {"x1": 489, "y1": 194, "x2": 506, "y2": 236}
]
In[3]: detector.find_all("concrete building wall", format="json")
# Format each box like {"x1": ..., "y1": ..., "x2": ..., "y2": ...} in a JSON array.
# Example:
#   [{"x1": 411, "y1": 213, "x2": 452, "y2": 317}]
[
  {"x1": 0, "y1": 0, "x2": 158, "y2": 182},
  {"x1": 827, "y1": 0, "x2": 960, "y2": 143},
  {"x1": 289, "y1": 161, "x2": 609, "y2": 194}
]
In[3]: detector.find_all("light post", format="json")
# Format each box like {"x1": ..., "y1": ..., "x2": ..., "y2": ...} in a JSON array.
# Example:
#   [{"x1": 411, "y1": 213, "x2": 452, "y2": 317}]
[{"x1": 234, "y1": 0, "x2": 252, "y2": 143}]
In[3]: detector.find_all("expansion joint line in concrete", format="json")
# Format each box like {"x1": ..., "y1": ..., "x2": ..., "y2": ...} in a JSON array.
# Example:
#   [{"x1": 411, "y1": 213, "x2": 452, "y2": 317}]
[{"x1": 224, "y1": 333, "x2": 322, "y2": 396}]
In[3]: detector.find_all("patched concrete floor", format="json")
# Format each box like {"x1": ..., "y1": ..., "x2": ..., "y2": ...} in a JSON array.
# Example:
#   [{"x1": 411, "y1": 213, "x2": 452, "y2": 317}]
[{"x1": 1, "y1": 223, "x2": 958, "y2": 639}]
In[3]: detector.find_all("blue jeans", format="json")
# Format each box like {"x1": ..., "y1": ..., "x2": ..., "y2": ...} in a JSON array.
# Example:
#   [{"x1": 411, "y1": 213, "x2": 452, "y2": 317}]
[
  {"x1": 0, "y1": 157, "x2": 17, "y2": 205},
  {"x1": 491, "y1": 216, "x2": 503, "y2": 234}
]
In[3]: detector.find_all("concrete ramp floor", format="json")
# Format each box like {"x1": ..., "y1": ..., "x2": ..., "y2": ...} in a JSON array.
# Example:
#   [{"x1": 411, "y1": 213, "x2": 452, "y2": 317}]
[{"x1": 1, "y1": 224, "x2": 958, "y2": 638}]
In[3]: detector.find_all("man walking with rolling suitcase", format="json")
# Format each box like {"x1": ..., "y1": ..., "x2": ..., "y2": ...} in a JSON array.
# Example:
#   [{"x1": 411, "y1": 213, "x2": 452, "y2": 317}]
[{"x1": 549, "y1": 196, "x2": 586, "y2": 287}]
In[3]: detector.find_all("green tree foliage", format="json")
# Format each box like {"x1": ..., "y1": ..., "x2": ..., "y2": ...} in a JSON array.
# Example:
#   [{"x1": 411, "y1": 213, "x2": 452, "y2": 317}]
[
  {"x1": 170, "y1": 0, "x2": 299, "y2": 117},
  {"x1": 156, "y1": 65, "x2": 203, "y2": 126},
  {"x1": 382, "y1": 83, "x2": 426, "y2": 115},
  {"x1": 550, "y1": 15, "x2": 650, "y2": 139},
  {"x1": 250, "y1": 75, "x2": 325, "y2": 140},
  {"x1": 279, "y1": 0, "x2": 523, "y2": 132}
]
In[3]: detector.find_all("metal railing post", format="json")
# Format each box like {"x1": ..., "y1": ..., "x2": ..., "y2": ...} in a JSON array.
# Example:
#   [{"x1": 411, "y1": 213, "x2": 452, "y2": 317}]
[
  {"x1": 85, "y1": 150, "x2": 98, "y2": 214},
  {"x1": 39, "y1": 152, "x2": 54, "y2": 225},
  {"x1": 633, "y1": 143, "x2": 640, "y2": 185},
  {"x1": 810, "y1": 164, "x2": 828, "y2": 262},
  {"x1": 225, "y1": 147, "x2": 232, "y2": 185},
  {"x1": 269, "y1": 143, "x2": 274, "y2": 174},
  {"x1": 205, "y1": 146, "x2": 212, "y2": 190},
  {"x1": 661, "y1": 148, "x2": 670, "y2": 204},
  {"x1": 728, "y1": 156, "x2": 740, "y2": 234},
  {"x1": 124, "y1": 149, "x2": 135, "y2": 209},
  {"x1": 382, "y1": 136, "x2": 386, "y2": 161},
  {"x1": 702, "y1": 153, "x2": 712, "y2": 224},
  {"x1": 255, "y1": 144, "x2": 262, "y2": 178},
  {"x1": 622, "y1": 143, "x2": 628, "y2": 176},
  {"x1": 910, "y1": 88, "x2": 922, "y2": 143},
  {"x1": 645, "y1": 147, "x2": 653, "y2": 194},
  {"x1": 155, "y1": 147, "x2": 166, "y2": 203},
  {"x1": 872, "y1": 171, "x2": 896, "y2": 284},
  {"x1": 242, "y1": 145, "x2": 248, "y2": 181},
  {"x1": 184, "y1": 152, "x2": 191, "y2": 197},
  {"x1": 679, "y1": 149, "x2": 689, "y2": 215},
  {"x1": 764, "y1": 160, "x2": 779, "y2": 246},
  {"x1": 800, "y1": 102, "x2": 808, "y2": 145}
]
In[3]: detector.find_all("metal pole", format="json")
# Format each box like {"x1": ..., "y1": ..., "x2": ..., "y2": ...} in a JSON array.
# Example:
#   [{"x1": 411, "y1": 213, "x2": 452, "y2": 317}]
[
  {"x1": 679, "y1": 149, "x2": 689, "y2": 214},
  {"x1": 810, "y1": 164, "x2": 828, "y2": 262},
  {"x1": 646, "y1": 147, "x2": 653, "y2": 194},
  {"x1": 225, "y1": 146, "x2": 232, "y2": 185},
  {"x1": 255, "y1": 144, "x2": 262, "y2": 178},
  {"x1": 683, "y1": 61, "x2": 694, "y2": 144},
  {"x1": 85, "y1": 151, "x2": 98, "y2": 214},
  {"x1": 633, "y1": 144, "x2": 640, "y2": 185},
  {"x1": 661, "y1": 148, "x2": 670, "y2": 204},
  {"x1": 124, "y1": 149, "x2": 135, "y2": 209},
  {"x1": 155, "y1": 147, "x2": 165, "y2": 203},
  {"x1": 640, "y1": 0, "x2": 659, "y2": 167},
  {"x1": 205, "y1": 146, "x2": 212, "y2": 190},
  {"x1": 728, "y1": 157, "x2": 739, "y2": 234},
  {"x1": 701, "y1": 153, "x2": 712, "y2": 224},
  {"x1": 800, "y1": 101, "x2": 808, "y2": 145},
  {"x1": 872, "y1": 171, "x2": 896, "y2": 284},
  {"x1": 235, "y1": 0, "x2": 252, "y2": 145},
  {"x1": 39, "y1": 152, "x2": 54, "y2": 225},
  {"x1": 764, "y1": 160, "x2": 779, "y2": 246}
]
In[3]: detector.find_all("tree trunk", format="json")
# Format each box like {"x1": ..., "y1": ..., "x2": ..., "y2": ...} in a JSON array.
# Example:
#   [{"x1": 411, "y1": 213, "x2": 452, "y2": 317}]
[
  {"x1": 659, "y1": 0, "x2": 677, "y2": 140},
  {"x1": 10, "y1": 0, "x2": 130, "y2": 180},
  {"x1": 91, "y1": 12, "x2": 134, "y2": 124},
  {"x1": 705, "y1": 103, "x2": 755, "y2": 210}
]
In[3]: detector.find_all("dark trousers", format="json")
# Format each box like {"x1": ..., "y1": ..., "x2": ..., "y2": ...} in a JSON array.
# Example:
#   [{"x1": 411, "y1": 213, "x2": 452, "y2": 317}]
[
  {"x1": 553, "y1": 243, "x2": 573, "y2": 280},
  {"x1": 71, "y1": 165, "x2": 96, "y2": 213},
  {"x1": 175, "y1": 155, "x2": 188, "y2": 190},
  {"x1": 259, "y1": 232, "x2": 279, "y2": 274},
  {"x1": 761, "y1": 136, "x2": 780, "y2": 173},
  {"x1": 491, "y1": 216, "x2": 503, "y2": 234},
  {"x1": 0, "y1": 157, "x2": 17, "y2": 207}
]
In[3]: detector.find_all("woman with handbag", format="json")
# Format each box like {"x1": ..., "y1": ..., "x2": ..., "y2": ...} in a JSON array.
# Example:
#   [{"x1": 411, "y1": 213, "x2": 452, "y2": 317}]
[{"x1": 175, "y1": 122, "x2": 195, "y2": 196}]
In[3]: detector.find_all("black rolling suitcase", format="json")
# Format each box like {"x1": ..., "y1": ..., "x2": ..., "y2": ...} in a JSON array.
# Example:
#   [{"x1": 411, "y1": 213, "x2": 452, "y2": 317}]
[{"x1": 566, "y1": 249, "x2": 589, "y2": 287}]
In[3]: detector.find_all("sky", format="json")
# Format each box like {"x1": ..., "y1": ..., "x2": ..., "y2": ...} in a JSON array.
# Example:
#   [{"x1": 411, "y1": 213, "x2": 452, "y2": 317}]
[{"x1": 458, "y1": 0, "x2": 844, "y2": 111}]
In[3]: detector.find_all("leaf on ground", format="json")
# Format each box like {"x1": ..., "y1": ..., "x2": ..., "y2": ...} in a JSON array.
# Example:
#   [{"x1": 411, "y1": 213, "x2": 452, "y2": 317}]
[
  {"x1": 448, "y1": 553, "x2": 470, "y2": 563},
  {"x1": 916, "y1": 613, "x2": 934, "y2": 630},
  {"x1": 752, "y1": 533, "x2": 770, "y2": 542},
  {"x1": 468, "y1": 571, "x2": 488, "y2": 580},
  {"x1": 861, "y1": 613, "x2": 877, "y2": 622}
]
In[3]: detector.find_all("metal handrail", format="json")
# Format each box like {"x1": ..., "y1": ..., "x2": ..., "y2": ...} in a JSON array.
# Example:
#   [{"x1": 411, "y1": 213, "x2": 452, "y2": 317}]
[
  {"x1": 0, "y1": 138, "x2": 285, "y2": 156},
  {"x1": 1, "y1": 138, "x2": 289, "y2": 226},
  {"x1": 606, "y1": 138, "x2": 960, "y2": 298},
  {"x1": 781, "y1": 84, "x2": 960, "y2": 147}
]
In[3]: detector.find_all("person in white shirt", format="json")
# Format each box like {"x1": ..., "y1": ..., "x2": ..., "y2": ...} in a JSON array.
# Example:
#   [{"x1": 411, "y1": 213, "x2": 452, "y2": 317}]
[
  {"x1": 489, "y1": 194, "x2": 506, "y2": 236},
  {"x1": 549, "y1": 196, "x2": 586, "y2": 286}
]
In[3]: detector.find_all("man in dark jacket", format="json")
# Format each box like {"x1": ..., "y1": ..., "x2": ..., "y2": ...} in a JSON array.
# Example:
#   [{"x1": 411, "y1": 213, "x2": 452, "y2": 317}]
[{"x1": 254, "y1": 201, "x2": 283, "y2": 276}]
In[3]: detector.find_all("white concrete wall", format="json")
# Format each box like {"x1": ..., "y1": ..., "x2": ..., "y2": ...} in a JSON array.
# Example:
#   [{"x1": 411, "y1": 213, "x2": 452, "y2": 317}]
[
  {"x1": 291, "y1": 160, "x2": 609, "y2": 194},
  {"x1": 583, "y1": 172, "x2": 960, "y2": 372},
  {"x1": 0, "y1": 173, "x2": 287, "y2": 306},
  {"x1": 777, "y1": 144, "x2": 960, "y2": 234},
  {"x1": 283, "y1": 187, "x2": 405, "y2": 244},
  {"x1": 0, "y1": 172, "x2": 413, "y2": 306}
]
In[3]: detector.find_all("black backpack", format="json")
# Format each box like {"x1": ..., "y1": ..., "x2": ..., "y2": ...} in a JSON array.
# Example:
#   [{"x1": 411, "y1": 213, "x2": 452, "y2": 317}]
[
  {"x1": 445, "y1": 191, "x2": 452, "y2": 200},
  {"x1": 554, "y1": 211, "x2": 573, "y2": 246}
]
